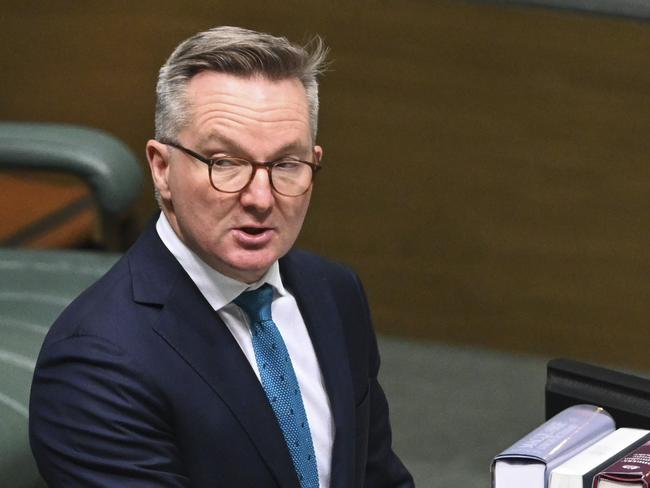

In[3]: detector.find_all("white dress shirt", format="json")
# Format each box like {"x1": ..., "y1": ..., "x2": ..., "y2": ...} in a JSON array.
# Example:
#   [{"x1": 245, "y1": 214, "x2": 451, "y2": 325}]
[{"x1": 156, "y1": 213, "x2": 333, "y2": 486}]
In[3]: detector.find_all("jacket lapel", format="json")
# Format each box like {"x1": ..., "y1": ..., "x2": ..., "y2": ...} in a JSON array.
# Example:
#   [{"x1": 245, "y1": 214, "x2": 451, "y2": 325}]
[
  {"x1": 280, "y1": 252, "x2": 356, "y2": 488},
  {"x1": 128, "y1": 222, "x2": 299, "y2": 488}
]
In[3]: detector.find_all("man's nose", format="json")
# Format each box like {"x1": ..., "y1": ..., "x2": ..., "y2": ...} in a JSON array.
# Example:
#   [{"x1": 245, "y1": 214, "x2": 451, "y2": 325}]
[{"x1": 239, "y1": 166, "x2": 274, "y2": 211}]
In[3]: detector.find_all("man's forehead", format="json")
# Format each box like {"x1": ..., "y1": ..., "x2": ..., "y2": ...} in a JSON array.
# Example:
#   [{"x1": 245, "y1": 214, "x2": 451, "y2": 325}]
[
  {"x1": 186, "y1": 71, "x2": 308, "y2": 104},
  {"x1": 184, "y1": 72, "x2": 307, "y2": 120},
  {"x1": 181, "y1": 72, "x2": 312, "y2": 145}
]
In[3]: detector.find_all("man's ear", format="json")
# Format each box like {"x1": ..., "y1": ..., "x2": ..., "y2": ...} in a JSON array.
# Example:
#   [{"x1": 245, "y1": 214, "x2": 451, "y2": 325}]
[
  {"x1": 146, "y1": 140, "x2": 172, "y2": 201},
  {"x1": 313, "y1": 145, "x2": 323, "y2": 165}
]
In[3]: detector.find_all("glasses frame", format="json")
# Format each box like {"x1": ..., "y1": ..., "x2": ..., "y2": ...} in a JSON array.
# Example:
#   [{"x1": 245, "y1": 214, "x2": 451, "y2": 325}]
[{"x1": 159, "y1": 140, "x2": 322, "y2": 197}]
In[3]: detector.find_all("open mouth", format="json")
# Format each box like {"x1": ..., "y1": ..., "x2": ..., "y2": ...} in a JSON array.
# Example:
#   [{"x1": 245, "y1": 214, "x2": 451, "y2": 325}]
[
  {"x1": 233, "y1": 226, "x2": 274, "y2": 246},
  {"x1": 241, "y1": 227, "x2": 267, "y2": 235}
]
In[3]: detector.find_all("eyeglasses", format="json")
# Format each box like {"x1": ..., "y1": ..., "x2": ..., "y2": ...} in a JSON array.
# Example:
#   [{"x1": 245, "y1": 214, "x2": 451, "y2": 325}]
[{"x1": 159, "y1": 140, "x2": 322, "y2": 197}]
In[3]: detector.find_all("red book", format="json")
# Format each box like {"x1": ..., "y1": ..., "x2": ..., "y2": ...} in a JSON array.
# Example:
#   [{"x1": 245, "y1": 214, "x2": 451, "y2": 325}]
[{"x1": 594, "y1": 440, "x2": 650, "y2": 487}]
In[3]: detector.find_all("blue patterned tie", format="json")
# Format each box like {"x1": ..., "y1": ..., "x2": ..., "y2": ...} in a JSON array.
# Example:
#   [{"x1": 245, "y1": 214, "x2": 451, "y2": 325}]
[{"x1": 234, "y1": 284, "x2": 319, "y2": 488}]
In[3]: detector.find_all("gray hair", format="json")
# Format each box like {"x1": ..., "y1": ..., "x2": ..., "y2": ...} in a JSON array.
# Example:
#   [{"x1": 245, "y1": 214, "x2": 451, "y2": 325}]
[{"x1": 155, "y1": 26, "x2": 328, "y2": 142}]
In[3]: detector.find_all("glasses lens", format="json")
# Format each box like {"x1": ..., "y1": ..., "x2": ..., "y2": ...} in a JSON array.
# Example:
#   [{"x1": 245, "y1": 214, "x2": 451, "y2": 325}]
[
  {"x1": 208, "y1": 158, "x2": 315, "y2": 195},
  {"x1": 271, "y1": 160, "x2": 313, "y2": 196},
  {"x1": 209, "y1": 158, "x2": 252, "y2": 192}
]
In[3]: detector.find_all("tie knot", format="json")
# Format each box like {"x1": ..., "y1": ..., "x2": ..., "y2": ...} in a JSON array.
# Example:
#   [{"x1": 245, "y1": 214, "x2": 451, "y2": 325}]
[{"x1": 234, "y1": 284, "x2": 274, "y2": 324}]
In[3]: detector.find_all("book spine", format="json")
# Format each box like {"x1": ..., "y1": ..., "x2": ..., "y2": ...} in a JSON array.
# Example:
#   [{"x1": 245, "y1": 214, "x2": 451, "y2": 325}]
[{"x1": 496, "y1": 405, "x2": 615, "y2": 463}]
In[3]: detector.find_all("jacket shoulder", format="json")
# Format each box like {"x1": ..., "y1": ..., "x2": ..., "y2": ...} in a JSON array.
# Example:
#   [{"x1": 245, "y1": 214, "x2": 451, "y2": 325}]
[
  {"x1": 283, "y1": 248, "x2": 359, "y2": 281},
  {"x1": 281, "y1": 248, "x2": 369, "y2": 320},
  {"x1": 42, "y1": 254, "x2": 134, "y2": 342}
]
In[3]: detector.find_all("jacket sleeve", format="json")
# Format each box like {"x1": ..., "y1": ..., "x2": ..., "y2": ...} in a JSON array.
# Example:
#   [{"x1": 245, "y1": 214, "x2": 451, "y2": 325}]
[{"x1": 29, "y1": 334, "x2": 190, "y2": 487}]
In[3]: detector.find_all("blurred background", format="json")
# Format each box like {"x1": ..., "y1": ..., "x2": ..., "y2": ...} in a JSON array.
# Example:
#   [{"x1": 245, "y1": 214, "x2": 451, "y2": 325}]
[{"x1": 1, "y1": 0, "x2": 648, "y2": 368}]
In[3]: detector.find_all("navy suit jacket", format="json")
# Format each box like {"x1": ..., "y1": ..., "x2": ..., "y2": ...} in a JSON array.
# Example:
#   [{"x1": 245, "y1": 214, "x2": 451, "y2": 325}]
[{"x1": 29, "y1": 222, "x2": 414, "y2": 487}]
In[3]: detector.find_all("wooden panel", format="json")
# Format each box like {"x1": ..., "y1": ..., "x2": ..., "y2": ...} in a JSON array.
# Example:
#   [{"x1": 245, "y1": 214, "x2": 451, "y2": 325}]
[{"x1": 1, "y1": 0, "x2": 648, "y2": 367}]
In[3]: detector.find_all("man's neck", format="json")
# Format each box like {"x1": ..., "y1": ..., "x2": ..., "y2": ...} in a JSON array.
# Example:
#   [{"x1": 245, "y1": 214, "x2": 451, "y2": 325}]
[{"x1": 155, "y1": 212, "x2": 285, "y2": 311}]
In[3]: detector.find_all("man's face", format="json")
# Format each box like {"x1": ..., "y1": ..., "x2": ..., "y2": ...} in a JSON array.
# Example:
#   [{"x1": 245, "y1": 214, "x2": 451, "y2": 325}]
[{"x1": 147, "y1": 71, "x2": 322, "y2": 283}]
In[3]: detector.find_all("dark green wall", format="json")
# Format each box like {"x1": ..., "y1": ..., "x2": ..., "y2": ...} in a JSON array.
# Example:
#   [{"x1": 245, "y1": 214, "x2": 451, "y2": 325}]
[{"x1": 2, "y1": 1, "x2": 649, "y2": 368}]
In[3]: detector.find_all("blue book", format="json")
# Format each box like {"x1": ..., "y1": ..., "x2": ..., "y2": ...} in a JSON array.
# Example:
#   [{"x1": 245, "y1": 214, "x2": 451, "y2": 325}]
[{"x1": 492, "y1": 404, "x2": 616, "y2": 488}]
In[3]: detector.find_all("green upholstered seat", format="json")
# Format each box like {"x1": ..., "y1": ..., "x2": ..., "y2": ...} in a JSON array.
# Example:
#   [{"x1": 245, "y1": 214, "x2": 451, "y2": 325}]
[
  {"x1": 0, "y1": 122, "x2": 140, "y2": 486},
  {"x1": 0, "y1": 122, "x2": 143, "y2": 250},
  {"x1": 0, "y1": 123, "x2": 141, "y2": 221},
  {"x1": 0, "y1": 249, "x2": 118, "y2": 487}
]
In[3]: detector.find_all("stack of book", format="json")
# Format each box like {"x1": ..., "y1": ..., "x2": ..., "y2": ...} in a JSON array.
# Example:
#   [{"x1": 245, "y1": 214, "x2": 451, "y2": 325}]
[{"x1": 492, "y1": 359, "x2": 650, "y2": 488}]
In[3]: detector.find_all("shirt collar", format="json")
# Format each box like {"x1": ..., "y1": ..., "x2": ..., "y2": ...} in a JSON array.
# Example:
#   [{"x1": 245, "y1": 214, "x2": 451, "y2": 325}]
[{"x1": 155, "y1": 212, "x2": 287, "y2": 311}]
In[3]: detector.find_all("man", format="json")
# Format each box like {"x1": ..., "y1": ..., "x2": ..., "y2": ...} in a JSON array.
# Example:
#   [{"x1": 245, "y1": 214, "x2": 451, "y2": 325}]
[{"x1": 29, "y1": 26, "x2": 414, "y2": 488}]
